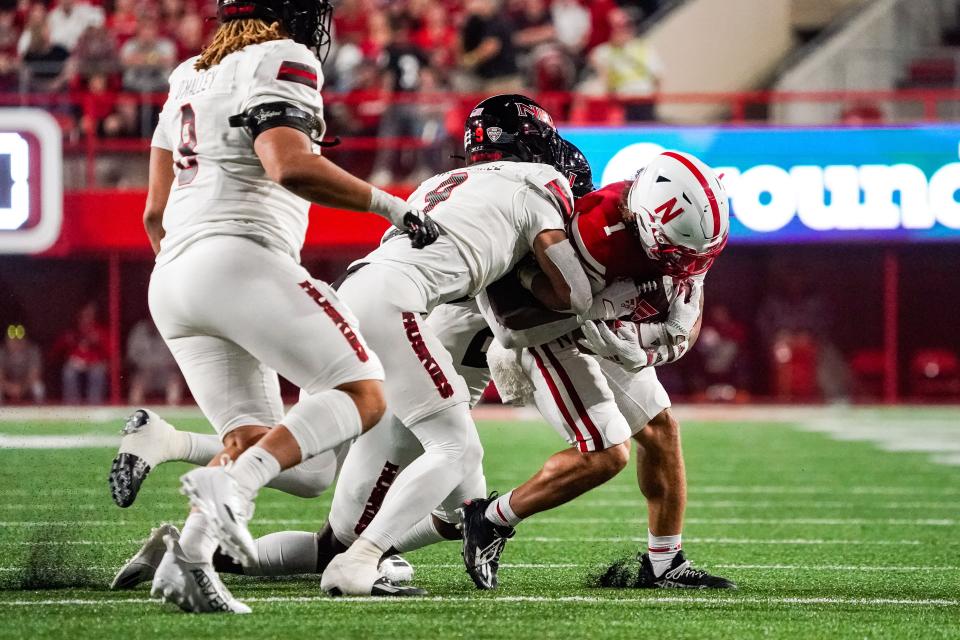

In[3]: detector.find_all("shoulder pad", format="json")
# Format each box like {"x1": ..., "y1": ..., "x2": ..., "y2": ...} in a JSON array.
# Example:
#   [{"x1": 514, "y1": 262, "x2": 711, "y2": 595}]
[
  {"x1": 524, "y1": 166, "x2": 575, "y2": 220},
  {"x1": 255, "y1": 40, "x2": 323, "y2": 90},
  {"x1": 168, "y1": 56, "x2": 201, "y2": 85}
]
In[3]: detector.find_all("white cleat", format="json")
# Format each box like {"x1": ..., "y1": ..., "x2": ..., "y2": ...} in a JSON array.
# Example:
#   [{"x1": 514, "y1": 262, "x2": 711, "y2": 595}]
[
  {"x1": 110, "y1": 523, "x2": 180, "y2": 590},
  {"x1": 180, "y1": 466, "x2": 257, "y2": 566},
  {"x1": 321, "y1": 552, "x2": 426, "y2": 597},
  {"x1": 150, "y1": 535, "x2": 251, "y2": 614},
  {"x1": 379, "y1": 554, "x2": 414, "y2": 584},
  {"x1": 109, "y1": 409, "x2": 176, "y2": 508}
]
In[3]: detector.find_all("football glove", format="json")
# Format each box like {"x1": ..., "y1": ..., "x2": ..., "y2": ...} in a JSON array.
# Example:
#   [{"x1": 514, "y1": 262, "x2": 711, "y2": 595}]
[
  {"x1": 401, "y1": 210, "x2": 441, "y2": 250},
  {"x1": 370, "y1": 187, "x2": 441, "y2": 249},
  {"x1": 581, "y1": 320, "x2": 689, "y2": 372},
  {"x1": 581, "y1": 320, "x2": 656, "y2": 372}
]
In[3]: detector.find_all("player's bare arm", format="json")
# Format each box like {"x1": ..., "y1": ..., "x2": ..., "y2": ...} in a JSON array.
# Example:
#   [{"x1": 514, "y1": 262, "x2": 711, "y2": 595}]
[
  {"x1": 253, "y1": 126, "x2": 439, "y2": 249},
  {"x1": 255, "y1": 127, "x2": 380, "y2": 212},
  {"x1": 143, "y1": 147, "x2": 174, "y2": 255}
]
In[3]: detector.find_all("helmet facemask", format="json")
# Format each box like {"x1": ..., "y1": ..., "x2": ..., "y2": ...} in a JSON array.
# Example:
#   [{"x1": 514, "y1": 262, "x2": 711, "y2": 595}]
[{"x1": 284, "y1": 0, "x2": 334, "y2": 62}]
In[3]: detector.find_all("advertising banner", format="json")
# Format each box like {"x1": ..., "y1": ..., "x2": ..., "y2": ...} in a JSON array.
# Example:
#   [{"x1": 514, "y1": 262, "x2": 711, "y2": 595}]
[{"x1": 564, "y1": 125, "x2": 960, "y2": 243}]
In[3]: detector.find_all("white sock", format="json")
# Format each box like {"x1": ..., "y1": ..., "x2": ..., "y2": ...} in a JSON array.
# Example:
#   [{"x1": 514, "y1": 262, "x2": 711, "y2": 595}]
[
  {"x1": 178, "y1": 512, "x2": 219, "y2": 563},
  {"x1": 171, "y1": 431, "x2": 222, "y2": 466},
  {"x1": 393, "y1": 515, "x2": 446, "y2": 553},
  {"x1": 485, "y1": 490, "x2": 522, "y2": 527},
  {"x1": 226, "y1": 445, "x2": 281, "y2": 498},
  {"x1": 648, "y1": 530, "x2": 682, "y2": 576},
  {"x1": 244, "y1": 531, "x2": 318, "y2": 576},
  {"x1": 343, "y1": 536, "x2": 384, "y2": 568}
]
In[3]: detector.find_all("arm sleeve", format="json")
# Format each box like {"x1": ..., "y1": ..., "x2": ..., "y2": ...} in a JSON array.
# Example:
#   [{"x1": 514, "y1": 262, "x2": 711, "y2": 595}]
[
  {"x1": 518, "y1": 178, "x2": 591, "y2": 316},
  {"x1": 240, "y1": 45, "x2": 326, "y2": 140}
]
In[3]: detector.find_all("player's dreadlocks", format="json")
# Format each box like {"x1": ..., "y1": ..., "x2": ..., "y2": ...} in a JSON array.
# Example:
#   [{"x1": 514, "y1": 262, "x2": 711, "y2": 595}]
[{"x1": 195, "y1": 19, "x2": 284, "y2": 70}]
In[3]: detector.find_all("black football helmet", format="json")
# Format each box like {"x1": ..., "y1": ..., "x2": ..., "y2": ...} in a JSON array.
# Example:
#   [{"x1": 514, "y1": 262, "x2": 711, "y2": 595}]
[
  {"x1": 464, "y1": 94, "x2": 564, "y2": 171},
  {"x1": 560, "y1": 139, "x2": 594, "y2": 198},
  {"x1": 218, "y1": 0, "x2": 334, "y2": 61}
]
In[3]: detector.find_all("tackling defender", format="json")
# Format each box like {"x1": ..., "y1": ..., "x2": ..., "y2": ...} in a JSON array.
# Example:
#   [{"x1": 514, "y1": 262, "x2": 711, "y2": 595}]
[
  {"x1": 131, "y1": 0, "x2": 439, "y2": 613},
  {"x1": 321, "y1": 149, "x2": 736, "y2": 591}
]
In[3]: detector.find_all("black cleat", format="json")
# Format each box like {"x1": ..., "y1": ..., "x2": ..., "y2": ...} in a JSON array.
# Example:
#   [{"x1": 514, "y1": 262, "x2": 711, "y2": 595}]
[
  {"x1": 324, "y1": 577, "x2": 427, "y2": 598},
  {"x1": 593, "y1": 551, "x2": 736, "y2": 589},
  {"x1": 108, "y1": 410, "x2": 153, "y2": 508},
  {"x1": 370, "y1": 576, "x2": 427, "y2": 597},
  {"x1": 458, "y1": 494, "x2": 515, "y2": 590}
]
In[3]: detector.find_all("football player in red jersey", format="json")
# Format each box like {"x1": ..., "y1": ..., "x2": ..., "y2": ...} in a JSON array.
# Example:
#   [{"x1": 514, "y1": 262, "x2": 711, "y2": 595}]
[{"x1": 460, "y1": 150, "x2": 736, "y2": 590}]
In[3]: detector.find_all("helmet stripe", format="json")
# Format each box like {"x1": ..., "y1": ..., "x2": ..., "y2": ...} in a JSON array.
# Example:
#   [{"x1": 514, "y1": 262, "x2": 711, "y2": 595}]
[{"x1": 661, "y1": 151, "x2": 720, "y2": 238}]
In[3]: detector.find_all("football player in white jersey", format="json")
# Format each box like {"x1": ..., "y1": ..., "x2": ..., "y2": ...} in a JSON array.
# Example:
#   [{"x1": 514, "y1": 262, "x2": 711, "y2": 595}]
[{"x1": 129, "y1": 0, "x2": 441, "y2": 612}]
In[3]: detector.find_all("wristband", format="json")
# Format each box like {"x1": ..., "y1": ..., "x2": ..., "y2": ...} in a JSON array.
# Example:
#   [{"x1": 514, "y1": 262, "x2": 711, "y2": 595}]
[{"x1": 369, "y1": 187, "x2": 409, "y2": 228}]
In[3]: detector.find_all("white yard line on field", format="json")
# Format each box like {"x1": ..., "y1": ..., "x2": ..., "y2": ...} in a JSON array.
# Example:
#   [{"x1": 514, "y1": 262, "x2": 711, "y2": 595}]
[
  {"x1": 2, "y1": 562, "x2": 957, "y2": 573},
  {"x1": 795, "y1": 419, "x2": 960, "y2": 467},
  {"x1": 565, "y1": 500, "x2": 960, "y2": 510},
  {"x1": 4, "y1": 499, "x2": 958, "y2": 512},
  {"x1": 711, "y1": 564, "x2": 960, "y2": 572},
  {"x1": 518, "y1": 537, "x2": 925, "y2": 545},
  {"x1": 0, "y1": 517, "x2": 951, "y2": 527},
  {"x1": 0, "y1": 434, "x2": 119, "y2": 449},
  {"x1": 0, "y1": 537, "x2": 924, "y2": 546},
  {"x1": 0, "y1": 594, "x2": 957, "y2": 607},
  {"x1": 534, "y1": 517, "x2": 958, "y2": 526},
  {"x1": 595, "y1": 485, "x2": 960, "y2": 495},
  {"x1": 0, "y1": 484, "x2": 955, "y2": 496}
]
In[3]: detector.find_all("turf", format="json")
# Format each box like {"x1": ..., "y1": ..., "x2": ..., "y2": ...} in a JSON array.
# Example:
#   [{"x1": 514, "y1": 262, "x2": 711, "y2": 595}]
[{"x1": 0, "y1": 407, "x2": 959, "y2": 639}]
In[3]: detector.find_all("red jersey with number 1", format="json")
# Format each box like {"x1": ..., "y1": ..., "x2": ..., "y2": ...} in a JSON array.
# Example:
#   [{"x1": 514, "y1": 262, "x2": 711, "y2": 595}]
[{"x1": 568, "y1": 180, "x2": 663, "y2": 287}]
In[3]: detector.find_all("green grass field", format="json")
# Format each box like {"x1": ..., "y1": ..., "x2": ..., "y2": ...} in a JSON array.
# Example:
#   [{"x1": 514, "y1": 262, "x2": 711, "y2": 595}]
[{"x1": 0, "y1": 406, "x2": 959, "y2": 639}]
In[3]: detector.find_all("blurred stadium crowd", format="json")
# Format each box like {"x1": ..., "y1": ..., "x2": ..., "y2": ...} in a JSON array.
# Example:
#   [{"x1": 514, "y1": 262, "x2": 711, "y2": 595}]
[
  {"x1": 2, "y1": 0, "x2": 665, "y2": 147},
  {"x1": 3, "y1": 0, "x2": 959, "y2": 406}
]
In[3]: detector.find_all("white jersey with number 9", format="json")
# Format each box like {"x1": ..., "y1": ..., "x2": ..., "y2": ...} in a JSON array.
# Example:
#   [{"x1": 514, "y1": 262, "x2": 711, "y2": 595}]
[{"x1": 150, "y1": 38, "x2": 325, "y2": 266}]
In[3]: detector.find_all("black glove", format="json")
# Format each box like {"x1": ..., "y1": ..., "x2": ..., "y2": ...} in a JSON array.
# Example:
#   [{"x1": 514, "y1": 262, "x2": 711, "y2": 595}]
[{"x1": 402, "y1": 210, "x2": 441, "y2": 249}]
